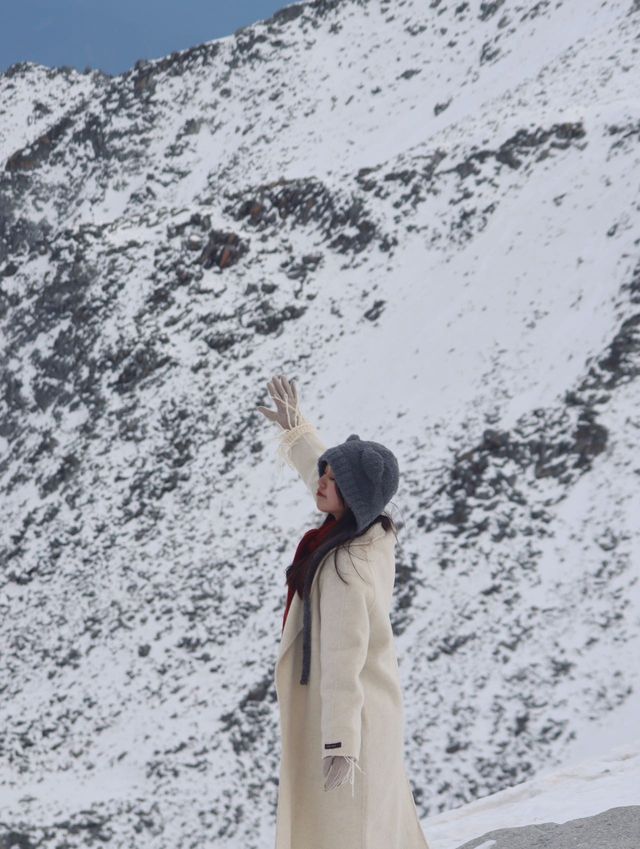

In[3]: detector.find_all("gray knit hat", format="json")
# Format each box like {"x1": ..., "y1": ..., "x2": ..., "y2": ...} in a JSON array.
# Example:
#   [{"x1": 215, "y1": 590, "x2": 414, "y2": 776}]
[{"x1": 317, "y1": 434, "x2": 400, "y2": 533}]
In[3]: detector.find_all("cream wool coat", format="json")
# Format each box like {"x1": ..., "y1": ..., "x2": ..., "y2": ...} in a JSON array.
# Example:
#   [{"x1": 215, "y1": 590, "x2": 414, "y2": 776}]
[{"x1": 274, "y1": 423, "x2": 430, "y2": 849}]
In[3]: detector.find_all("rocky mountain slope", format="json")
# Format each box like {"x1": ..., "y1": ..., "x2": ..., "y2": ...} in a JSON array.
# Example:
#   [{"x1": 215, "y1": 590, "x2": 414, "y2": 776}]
[{"x1": 1, "y1": 0, "x2": 639, "y2": 846}]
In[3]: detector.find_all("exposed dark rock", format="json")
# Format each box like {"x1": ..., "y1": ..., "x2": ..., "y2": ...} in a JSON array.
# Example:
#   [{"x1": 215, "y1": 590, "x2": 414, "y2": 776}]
[
  {"x1": 41, "y1": 453, "x2": 81, "y2": 496},
  {"x1": 166, "y1": 214, "x2": 210, "y2": 240},
  {"x1": 219, "y1": 672, "x2": 277, "y2": 755},
  {"x1": 5, "y1": 116, "x2": 73, "y2": 172},
  {"x1": 426, "y1": 632, "x2": 476, "y2": 663},
  {"x1": 405, "y1": 22, "x2": 429, "y2": 35},
  {"x1": 480, "y1": 41, "x2": 501, "y2": 64},
  {"x1": 233, "y1": 30, "x2": 270, "y2": 60},
  {"x1": 70, "y1": 112, "x2": 110, "y2": 159},
  {"x1": 422, "y1": 403, "x2": 608, "y2": 537},
  {"x1": 179, "y1": 117, "x2": 203, "y2": 137},
  {"x1": 0, "y1": 831, "x2": 35, "y2": 848},
  {"x1": 573, "y1": 264, "x2": 640, "y2": 396},
  {"x1": 146, "y1": 284, "x2": 174, "y2": 309},
  {"x1": 198, "y1": 230, "x2": 248, "y2": 270},
  {"x1": 112, "y1": 342, "x2": 174, "y2": 393},
  {"x1": 479, "y1": 0, "x2": 507, "y2": 20},
  {"x1": 571, "y1": 410, "x2": 608, "y2": 470},
  {"x1": 0, "y1": 811, "x2": 114, "y2": 848},
  {"x1": 363, "y1": 299, "x2": 386, "y2": 321},
  {"x1": 450, "y1": 123, "x2": 587, "y2": 176},
  {"x1": 419, "y1": 262, "x2": 640, "y2": 546},
  {"x1": 0, "y1": 212, "x2": 52, "y2": 263},
  {"x1": 128, "y1": 40, "x2": 223, "y2": 96},
  {"x1": 520, "y1": 0, "x2": 552, "y2": 22},
  {"x1": 356, "y1": 124, "x2": 586, "y2": 244},
  {"x1": 445, "y1": 739, "x2": 470, "y2": 754},
  {"x1": 390, "y1": 550, "x2": 421, "y2": 635},
  {"x1": 1, "y1": 371, "x2": 26, "y2": 419},
  {"x1": 269, "y1": 4, "x2": 305, "y2": 24},
  {"x1": 246, "y1": 304, "x2": 307, "y2": 336},
  {"x1": 594, "y1": 314, "x2": 640, "y2": 385},
  {"x1": 226, "y1": 177, "x2": 386, "y2": 255},
  {"x1": 280, "y1": 253, "x2": 323, "y2": 283},
  {"x1": 1, "y1": 261, "x2": 19, "y2": 277},
  {"x1": 204, "y1": 331, "x2": 241, "y2": 353}
]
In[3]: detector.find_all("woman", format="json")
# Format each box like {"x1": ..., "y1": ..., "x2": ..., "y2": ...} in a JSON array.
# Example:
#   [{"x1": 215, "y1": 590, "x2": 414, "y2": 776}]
[{"x1": 257, "y1": 374, "x2": 430, "y2": 849}]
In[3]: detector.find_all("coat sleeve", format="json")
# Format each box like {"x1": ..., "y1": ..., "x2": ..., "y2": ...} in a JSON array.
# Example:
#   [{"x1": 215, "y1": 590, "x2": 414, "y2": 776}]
[
  {"x1": 318, "y1": 545, "x2": 374, "y2": 760},
  {"x1": 277, "y1": 421, "x2": 328, "y2": 498}
]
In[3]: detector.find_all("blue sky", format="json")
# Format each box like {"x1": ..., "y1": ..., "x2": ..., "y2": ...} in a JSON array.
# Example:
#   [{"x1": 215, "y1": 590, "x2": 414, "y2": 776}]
[{"x1": 1, "y1": 0, "x2": 292, "y2": 76}]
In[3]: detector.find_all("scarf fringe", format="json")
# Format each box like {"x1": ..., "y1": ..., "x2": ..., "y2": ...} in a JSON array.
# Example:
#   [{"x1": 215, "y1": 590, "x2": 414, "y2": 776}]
[{"x1": 346, "y1": 755, "x2": 365, "y2": 798}]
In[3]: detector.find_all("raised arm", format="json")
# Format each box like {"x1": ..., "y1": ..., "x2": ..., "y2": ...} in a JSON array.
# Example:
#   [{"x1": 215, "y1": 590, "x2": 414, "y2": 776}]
[
  {"x1": 278, "y1": 421, "x2": 328, "y2": 498},
  {"x1": 256, "y1": 374, "x2": 328, "y2": 498}
]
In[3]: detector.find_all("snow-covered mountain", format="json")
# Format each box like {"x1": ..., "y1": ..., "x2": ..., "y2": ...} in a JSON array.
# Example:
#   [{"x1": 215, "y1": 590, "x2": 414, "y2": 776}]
[{"x1": 1, "y1": 0, "x2": 639, "y2": 846}]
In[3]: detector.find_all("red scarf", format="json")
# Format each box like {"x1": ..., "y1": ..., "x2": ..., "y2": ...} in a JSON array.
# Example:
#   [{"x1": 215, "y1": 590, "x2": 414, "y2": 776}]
[{"x1": 282, "y1": 515, "x2": 337, "y2": 633}]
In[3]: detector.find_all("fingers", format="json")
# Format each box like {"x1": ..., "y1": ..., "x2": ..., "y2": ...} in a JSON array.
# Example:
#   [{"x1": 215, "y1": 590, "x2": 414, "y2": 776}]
[
  {"x1": 271, "y1": 375, "x2": 295, "y2": 399},
  {"x1": 256, "y1": 405, "x2": 278, "y2": 422},
  {"x1": 324, "y1": 758, "x2": 337, "y2": 791},
  {"x1": 269, "y1": 378, "x2": 289, "y2": 421},
  {"x1": 267, "y1": 377, "x2": 281, "y2": 403},
  {"x1": 323, "y1": 756, "x2": 350, "y2": 791},
  {"x1": 282, "y1": 376, "x2": 298, "y2": 402},
  {"x1": 273, "y1": 375, "x2": 289, "y2": 399},
  {"x1": 259, "y1": 375, "x2": 301, "y2": 430},
  {"x1": 322, "y1": 756, "x2": 333, "y2": 780}
]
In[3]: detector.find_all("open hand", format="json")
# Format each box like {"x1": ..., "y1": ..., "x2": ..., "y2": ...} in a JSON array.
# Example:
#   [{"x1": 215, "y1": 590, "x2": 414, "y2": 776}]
[
  {"x1": 256, "y1": 374, "x2": 305, "y2": 431},
  {"x1": 322, "y1": 755, "x2": 354, "y2": 791}
]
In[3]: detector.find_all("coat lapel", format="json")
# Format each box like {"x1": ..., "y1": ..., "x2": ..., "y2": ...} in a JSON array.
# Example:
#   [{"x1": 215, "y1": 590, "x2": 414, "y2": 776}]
[
  {"x1": 277, "y1": 594, "x2": 303, "y2": 661},
  {"x1": 277, "y1": 563, "x2": 321, "y2": 661},
  {"x1": 276, "y1": 525, "x2": 386, "y2": 662}
]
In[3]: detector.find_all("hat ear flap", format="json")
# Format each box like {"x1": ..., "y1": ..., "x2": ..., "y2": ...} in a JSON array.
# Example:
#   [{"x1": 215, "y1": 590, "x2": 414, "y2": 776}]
[{"x1": 362, "y1": 446, "x2": 384, "y2": 487}]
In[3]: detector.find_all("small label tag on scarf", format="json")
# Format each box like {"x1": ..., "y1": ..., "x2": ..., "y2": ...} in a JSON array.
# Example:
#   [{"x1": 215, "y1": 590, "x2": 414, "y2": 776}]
[{"x1": 324, "y1": 742, "x2": 342, "y2": 749}]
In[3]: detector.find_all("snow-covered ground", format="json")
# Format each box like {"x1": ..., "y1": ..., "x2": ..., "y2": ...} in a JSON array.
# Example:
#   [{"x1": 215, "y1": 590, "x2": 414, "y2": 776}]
[{"x1": 426, "y1": 692, "x2": 640, "y2": 847}]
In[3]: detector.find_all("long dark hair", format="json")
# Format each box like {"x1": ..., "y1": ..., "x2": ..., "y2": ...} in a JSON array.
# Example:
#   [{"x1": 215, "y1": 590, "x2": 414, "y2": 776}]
[
  {"x1": 287, "y1": 481, "x2": 398, "y2": 683},
  {"x1": 285, "y1": 508, "x2": 397, "y2": 590}
]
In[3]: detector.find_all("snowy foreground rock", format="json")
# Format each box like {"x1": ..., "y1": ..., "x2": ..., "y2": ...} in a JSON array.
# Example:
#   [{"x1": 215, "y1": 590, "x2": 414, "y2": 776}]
[
  {"x1": 1, "y1": 0, "x2": 639, "y2": 846},
  {"x1": 426, "y1": 741, "x2": 640, "y2": 849},
  {"x1": 454, "y1": 809, "x2": 639, "y2": 849}
]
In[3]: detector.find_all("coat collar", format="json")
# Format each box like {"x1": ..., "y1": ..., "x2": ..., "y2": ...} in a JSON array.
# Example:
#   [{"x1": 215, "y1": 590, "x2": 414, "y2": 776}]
[{"x1": 276, "y1": 523, "x2": 387, "y2": 662}]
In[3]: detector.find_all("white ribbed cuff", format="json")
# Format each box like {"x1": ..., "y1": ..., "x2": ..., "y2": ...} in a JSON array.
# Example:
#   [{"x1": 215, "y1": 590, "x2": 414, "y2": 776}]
[{"x1": 275, "y1": 419, "x2": 317, "y2": 471}]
